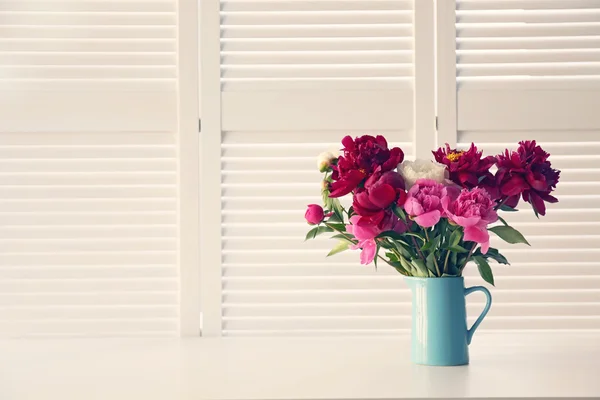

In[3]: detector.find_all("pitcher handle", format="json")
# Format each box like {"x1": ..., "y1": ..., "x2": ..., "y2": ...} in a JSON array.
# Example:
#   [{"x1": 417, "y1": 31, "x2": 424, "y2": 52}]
[{"x1": 464, "y1": 286, "x2": 492, "y2": 345}]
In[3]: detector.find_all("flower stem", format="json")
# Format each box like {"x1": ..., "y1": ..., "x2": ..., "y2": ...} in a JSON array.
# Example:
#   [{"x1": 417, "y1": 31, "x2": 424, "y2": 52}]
[
  {"x1": 443, "y1": 249, "x2": 451, "y2": 275},
  {"x1": 411, "y1": 236, "x2": 426, "y2": 261},
  {"x1": 494, "y1": 196, "x2": 509, "y2": 211},
  {"x1": 424, "y1": 229, "x2": 442, "y2": 277},
  {"x1": 459, "y1": 242, "x2": 478, "y2": 274},
  {"x1": 324, "y1": 222, "x2": 356, "y2": 244}
]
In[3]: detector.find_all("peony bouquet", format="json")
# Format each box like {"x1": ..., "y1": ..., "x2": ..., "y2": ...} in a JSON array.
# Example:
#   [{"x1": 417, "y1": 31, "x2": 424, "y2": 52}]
[{"x1": 304, "y1": 135, "x2": 560, "y2": 285}]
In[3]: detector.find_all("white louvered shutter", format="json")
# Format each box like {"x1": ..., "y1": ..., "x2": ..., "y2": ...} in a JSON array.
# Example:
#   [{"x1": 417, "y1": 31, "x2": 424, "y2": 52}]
[
  {"x1": 436, "y1": 0, "x2": 600, "y2": 330},
  {"x1": 200, "y1": 0, "x2": 435, "y2": 336},
  {"x1": 0, "y1": 1, "x2": 183, "y2": 337}
]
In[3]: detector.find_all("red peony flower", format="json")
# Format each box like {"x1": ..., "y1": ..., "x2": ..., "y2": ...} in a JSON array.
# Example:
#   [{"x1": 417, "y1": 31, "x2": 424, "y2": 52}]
[
  {"x1": 495, "y1": 140, "x2": 560, "y2": 216},
  {"x1": 329, "y1": 135, "x2": 404, "y2": 197},
  {"x1": 352, "y1": 170, "x2": 406, "y2": 217},
  {"x1": 433, "y1": 143, "x2": 497, "y2": 197}
]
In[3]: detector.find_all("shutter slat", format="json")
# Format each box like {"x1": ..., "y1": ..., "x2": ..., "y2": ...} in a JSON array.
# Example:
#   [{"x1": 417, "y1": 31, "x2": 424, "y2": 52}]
[
  {"x1": 222, "y1": 37, "x2": 412, "y2": 52},
  {"x1": 0, "y1": 212, "x2": 176, "y2": 226},
  {"x1": 457, "y1": 0, "x2": 600, "y2": 11},
  {"x1": 0, "y1": 11, "x2": 175, "y2": 25},
  {"x1": 458, "y1": 49, "x2": 600, "y2": 64},
  {"x1": 0, "y1": 292, "x2": 178, "y2": 306},
  {"x1": 221, "y1": 1, "x2": 413, "y2": 12},
  {"x1": 458, "y1": 36, "x2": 600, "y2": 50},
  {"x1": 457, "y1": 9, "x2": 600, "y2": 24},
  {"x1": 0, "y1": 1, "x2": 176, "y2": 13},
  {"x1": 221, "y1": 11, "x2": 411, "y2": 25}
]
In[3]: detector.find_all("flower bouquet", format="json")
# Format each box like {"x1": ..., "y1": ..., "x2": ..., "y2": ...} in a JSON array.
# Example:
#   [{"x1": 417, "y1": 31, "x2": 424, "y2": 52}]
[{"x1": 304, "y1": 135, "x2": 560, "y2": 365}]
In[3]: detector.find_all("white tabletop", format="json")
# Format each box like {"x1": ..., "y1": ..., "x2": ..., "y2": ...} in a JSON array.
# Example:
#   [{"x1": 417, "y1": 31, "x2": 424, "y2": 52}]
[{"x1": 1, "y1": 333, "x2": 599, "y2": 400}]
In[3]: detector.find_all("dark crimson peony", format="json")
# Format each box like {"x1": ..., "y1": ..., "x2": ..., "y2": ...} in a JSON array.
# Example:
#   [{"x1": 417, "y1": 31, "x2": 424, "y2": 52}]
[
  {"x1": 495, "y1": 140, "x2": 560, "y2": 216},
  {"x1": 433, "y1": 143, "x2": 497, "y2": 197},
  {"x1": 329, "y1": 135, "x2": 404, "y2": 197},
  {"x1": 352, "y1": 170, "x2": 406, "y2": 217}
]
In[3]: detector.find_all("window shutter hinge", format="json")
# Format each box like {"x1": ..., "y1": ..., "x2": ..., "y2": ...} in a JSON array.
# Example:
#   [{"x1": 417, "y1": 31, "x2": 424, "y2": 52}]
[
  {"x1": 435, "y1": 116, "x2": 438, "y2": 131},
  {"x1": 199, "y1": 119, "x2": 202, "y2": 132}
]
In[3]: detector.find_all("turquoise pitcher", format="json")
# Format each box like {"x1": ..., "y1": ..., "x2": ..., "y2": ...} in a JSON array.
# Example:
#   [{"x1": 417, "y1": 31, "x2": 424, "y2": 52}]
[{"x1": 405, "y1": 276, "x2": 492, "y2": 366}]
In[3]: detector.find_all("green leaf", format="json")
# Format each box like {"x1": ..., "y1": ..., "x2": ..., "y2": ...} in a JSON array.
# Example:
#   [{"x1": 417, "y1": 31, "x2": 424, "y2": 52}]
[
  {"x1": 400, "y1": 257, "x2": 414, "y2": 275},
  {"x1": 404, "y1": 232, "x2": 426, "y2": 243},
  {"x1": 448, "y1": 244, "x2": 468, "y2": 253},
  {"x1": 305, "y1": 226, "x2": 333, "y2": 241},
  {"x1": 473, "y1": 255, "x2": 495, "y2": 286},
  {"x1": 387, "y1": 261, "x2": 408, "y2": 276},
  {"x1": 449, "y1": 229, "x2": 462, "y2": 247},
  {"x1": 385, "y1": 251, "x2": 399, "y2": 262},
  {"x1": 331, "y1": 234, "x2": 355, "y2": 245},
  {"x1": 411, "y1": 259, "x2": 429, "y2": 277},
  {"x1": 425, "y1": 253, "x2": 438, "y2": 276},
  {"x1": 373, "y1": 248, "x2": 378, "y2": 270},
  {"x1": 331, "y1": 198, "x2": 344, "y2": 222},
  {"x1": 393, "y1": 206, "x2": 407, "y2": 222},
  {"x1": 376, "y1": 230, "x2": 405, "y2": 241},
  {"x1": 476, "y1": 247, "x2": 510, "y2": 265},
  {"x1": 497, "y1": 216, "x2": 509, "y2": 226},
  {"x1": 327, "y1": 213, "x2": 343, "y2": 223},
  {"x1": 327, "y1": 241, "x2": 350, "y2": 257},
  {"x1": 450, "y1": 251, "x2": 458, "y2": 267},
  {"x1": 379, "y1": 240, "x2": 394, "y2": 250},
  {"x1": 421, "y1": 235, "x2": 441, "y2": 252},
  {"x1": 499, "y1": 204, "x2": 518, "y2": 212},
  {"x1": 376, "y1": 231, "x2": 410, "y2": 247},
  {"x1": 489, "y1": 225, "x2": 530, "y2": 246},
  {"x1": 325, "y1": 223, "x2": 346, "y2": 233}
]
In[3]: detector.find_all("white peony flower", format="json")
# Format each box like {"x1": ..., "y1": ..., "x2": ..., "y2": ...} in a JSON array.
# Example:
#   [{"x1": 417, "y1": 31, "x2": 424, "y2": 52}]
[
  {"x1": 398, "y1": 159, "x2": 448, "y2": 189},
  {"x1": 317, "y1": 151, "x2": 337, "y2": 172}
]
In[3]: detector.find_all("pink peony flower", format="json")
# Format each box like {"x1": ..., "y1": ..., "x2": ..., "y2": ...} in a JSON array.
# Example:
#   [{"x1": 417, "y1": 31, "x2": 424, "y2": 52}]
[
  {"x1": 442, "y1": 188, "x2": 498, "y2": 254},
  {"x1": 304, "y1": 204, "x2": 324, "y2": 225},
  {"x1": 346, "y1": 212, "x2": 408, "y2": 265},
  {"x1": 404, "y1": 179, "x2": 456, "y2": 228}
]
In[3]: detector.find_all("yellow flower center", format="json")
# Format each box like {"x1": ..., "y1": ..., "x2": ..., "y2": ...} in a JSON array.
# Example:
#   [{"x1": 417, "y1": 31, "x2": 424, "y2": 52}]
[{"x1": 446, "y1": 151, "x2": 464, "y2": 162}]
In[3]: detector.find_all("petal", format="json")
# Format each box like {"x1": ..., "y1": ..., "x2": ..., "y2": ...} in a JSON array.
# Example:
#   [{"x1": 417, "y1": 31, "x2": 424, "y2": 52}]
[
  {"x1": 413, "y1": 210, "x2": 441, "y2": 228},
  {"x1": 359, "y1": 240, "x2": 377, "y2": 265},
  {"x1": 480, "y1": 240, "x2": 490, "y2": 255},
  {"x1": 341, "y1": 135, "x2": 355, "y2": 150},
  {"x1": 528, "y1": 191, "x2": 547, "y2": 216},
  {"x1": 375, "y1": 135, "x2": 388, "y2": 149},
  {"x1": 501, "y1": 175, "x2": 528, "y2": 196},
  {"x1": 369, "y1": 183, "x2": 396, "y2": 208},
  {"x1": 454, "y1": 215, "x2": 481, "y2": 228},
  {"x1": 352, "y1": 220, "x2": 380, "y2": 241},
  {"x1": 542, "y1": 193, "x2": 559, "y2": 203},
  {"x1": 458, "y1": 170, "x2": 477, "y2": 186},
  {"x1": 404, "y1": 197, "x2": 424, "y2": 216},
  {"x1": 353, "y1": 191, "x2": 380, "y2": 216},
  {"x1": 526, "y1": 171, "x2": 547, "y2": 191},
  {"x1": 463, "y1": 225, "x2": 489, "y2": 244},
  {"x1": 382, "y1": 147, "x2": 404, "y2": 171},
  {"x1": 329, "y1": 170, "x2": 365, "y2": 197},
  {"x1": 504, "y1": 195, "x2": 520, "y2": 208}
]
